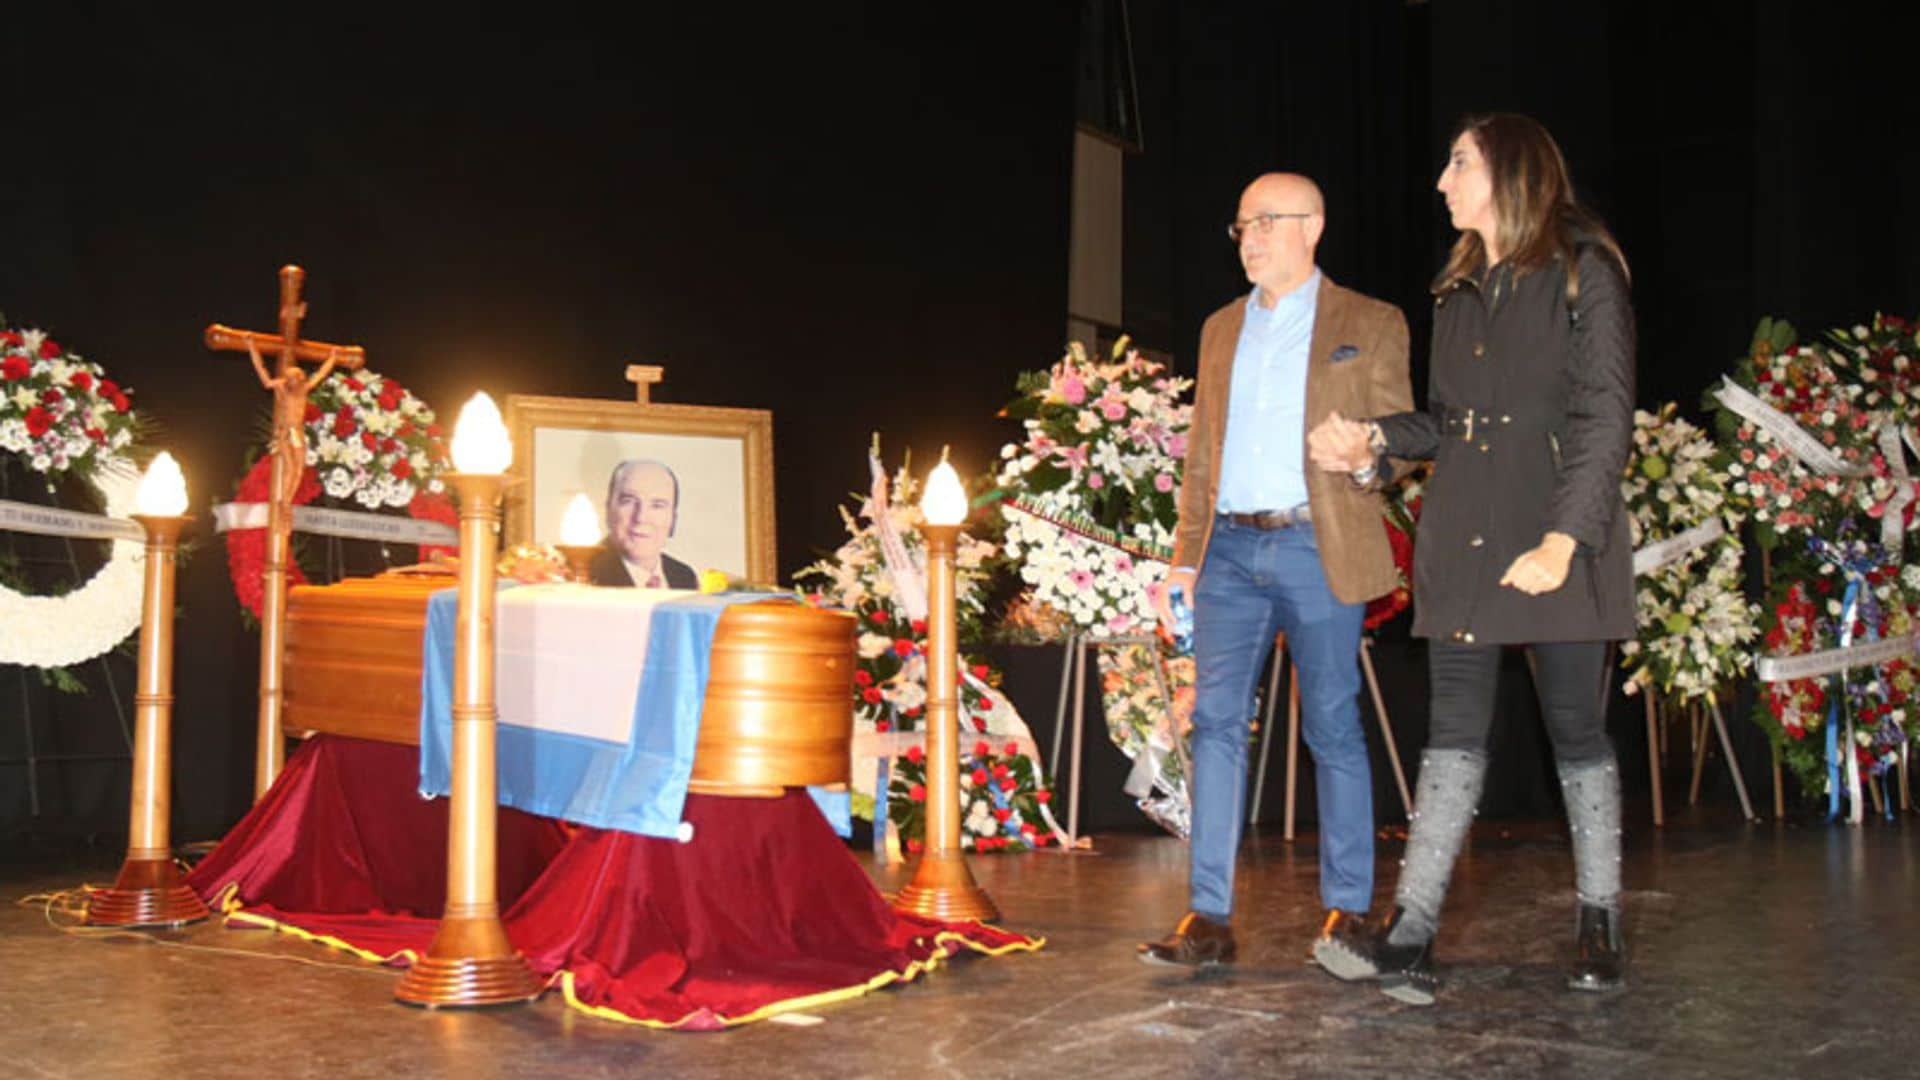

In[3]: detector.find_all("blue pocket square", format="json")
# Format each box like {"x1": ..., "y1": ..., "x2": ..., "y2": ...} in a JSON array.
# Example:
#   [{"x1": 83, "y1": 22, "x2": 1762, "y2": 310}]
[{"x1": 1329, "y1": 344, "x2": 1361, "y2": 363}]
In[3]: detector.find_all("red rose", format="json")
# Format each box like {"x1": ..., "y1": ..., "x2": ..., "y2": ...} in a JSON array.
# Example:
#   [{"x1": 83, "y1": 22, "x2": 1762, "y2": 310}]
[
  {"x1": 361, "y1": 432, "x2": 378, "y2": 450},
  {"x1": 875, "y1": 719, "x2": 891, "y2": 733},
  {"x1": 905, "y1": 745, "x2": 924, "y2": 764},
  {"x1": 993, "y1": 807, "x2": 1011, "y2": 822},
  {"x1": 853, "y1": 669, "x2": 872, "y2": 687},
  {"x1": 38, "y1": 338, "x2": 61, "y2": 358},
  {"x1": 70, "y1": 371, "x2": 92, "y2": 391},
  {"x1": 1035, "y1": 790, "x2": 1052, "y2": 804},
  {"x1": 861, "y1": 687, "x2": 883, "y2": 705},
  {"x1": 397, "y1": 420, "x2": 415, "y2": 437},
  {"x1": 84, "y1": 427, "x2": 104, "y2": 442},
  {"x1": 110, "y1": 392, "x2": 130, "y2": 413},
  {"x1": 908, "y1": 783, "x2": 926, "y2": 803},
  {"x1": 332, "y1": 411, "x2": 355, "y2": 438},
  {"x1": 976, "y1": 695, "x2": 994, "y2": 710},
  {"x1": 40, "y1": 388, "x2": 61, "y2": 405},
  {"x1": 991, "y1": 763, "x2": 1009, "y2": 779},
  {"x1": 344, "y1": 376, "x2": 364, "y2": 392},
  {"x1": 910, "y1": 618, "x2": 927, "y2": 635},
  {"x1": 904, "y1": 706, "x2": 922, "y2": 718},
  {"x1": 999, "y1": 778, "x2": 1016, "y2": 793},
  {"x1": 98, "y1": 378, "x2": 119, "y2": 398},
  {"x1": 304, "y1": 403, "x2": 322, "y2": 423},
  {"x1": 893, "y1": 638, "x2": 915, "y2": 657},
  {"x1": 391, "y1": 459, "x2": 412, "y2": 480},
  {"x1": 973, "y1": 741, "x2": 991, "y2": 758},
  {"x1": 906, "y1": 838, "x2": 924, "y2": 853},
  {"x1": 0, "y1": 331, "x2": 19, "y2": 345},
  {"x1": 426, "y1": 423, "x2": 443, "y2": 437},
  {"x1": 1004, "y1": 741, "x2": 1020, "y2": 756},
  {"x1": 971, "y1": 664, "x2": 990, "y2": 679},
  {"x1": 24, "y1": 406, "x2": 52, "y2": 436},
  {"x1": 1, "y1": 356, "x2": 27, "y2": 380},
  {"x1": 969, "y1": 768, "x2": 988, "y2": 786}
]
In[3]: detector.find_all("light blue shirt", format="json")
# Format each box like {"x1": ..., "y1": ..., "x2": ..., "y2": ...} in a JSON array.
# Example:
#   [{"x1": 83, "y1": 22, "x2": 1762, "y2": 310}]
[{"x1": 1216, "y1": 270, "x2": 1319, "y2": 513}]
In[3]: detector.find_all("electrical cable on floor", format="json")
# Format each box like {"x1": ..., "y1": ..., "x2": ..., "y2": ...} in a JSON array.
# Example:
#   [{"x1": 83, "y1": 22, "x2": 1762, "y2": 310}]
[{"x1": 15, "y1": 886, "x2": 396, "y2": 976}]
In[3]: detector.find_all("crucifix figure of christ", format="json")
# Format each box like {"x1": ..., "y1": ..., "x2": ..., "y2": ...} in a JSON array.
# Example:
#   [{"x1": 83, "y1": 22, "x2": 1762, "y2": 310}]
[{"x1": 204, "y1": 265, "x2": 366, "y2": 800}]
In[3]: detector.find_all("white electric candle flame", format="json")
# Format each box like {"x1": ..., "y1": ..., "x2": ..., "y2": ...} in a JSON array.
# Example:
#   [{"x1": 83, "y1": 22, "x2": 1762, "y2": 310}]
[
  {"x1": 922, "y1": 460, "x2": 967, "y2": 525},
  {"x1": 451, "y1": 391, "x2": 512, "y2": 475},
  {"x1": 560, "y1": 492, "x2": 602, "y2": 545},
  {"x1": 135, "y1": 452, "x2": 188, "y2": 516}
]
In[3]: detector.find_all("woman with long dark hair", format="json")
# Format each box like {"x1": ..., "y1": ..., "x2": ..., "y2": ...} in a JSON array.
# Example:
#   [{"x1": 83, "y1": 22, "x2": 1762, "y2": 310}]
[{"x1": 1307, "y1": 112, "x2": 1635, "y2": 1005}]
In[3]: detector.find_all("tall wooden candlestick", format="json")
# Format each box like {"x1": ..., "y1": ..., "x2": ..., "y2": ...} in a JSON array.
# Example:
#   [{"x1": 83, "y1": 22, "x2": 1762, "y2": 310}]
[
  {"x1": 88, "y1": 506, "x2": 209, "y2": 927},
  {"x1": 394, "y1": 470, "x2": 544, "y2": 1007},
  {"x1": 892, "y1": 519, "x2": 998, "y2": 922}
]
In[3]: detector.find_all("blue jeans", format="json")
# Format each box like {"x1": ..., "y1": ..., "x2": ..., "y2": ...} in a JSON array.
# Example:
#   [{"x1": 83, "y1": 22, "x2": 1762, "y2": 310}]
[{"x1": 1189, "y1": 517, "x2": 1372, "y2": 917}]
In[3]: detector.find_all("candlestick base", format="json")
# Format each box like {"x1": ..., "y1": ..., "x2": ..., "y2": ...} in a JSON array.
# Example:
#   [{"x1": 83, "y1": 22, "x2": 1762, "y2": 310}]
[
  {"x1": 86, "y1": 857, "x2": 211, "y2": 928},
  {"x1": 892, "y1": 851, "x2": 999, "y2": 923},
  {"x1": 393, "y1": 915, "x2": 545, "y2": 1008}
]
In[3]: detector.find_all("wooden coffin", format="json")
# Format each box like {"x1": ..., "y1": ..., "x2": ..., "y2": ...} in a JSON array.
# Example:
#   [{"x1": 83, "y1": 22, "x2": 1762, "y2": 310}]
[{"x1": 283, "y1": 572, "x2": 856, "y2": 794}]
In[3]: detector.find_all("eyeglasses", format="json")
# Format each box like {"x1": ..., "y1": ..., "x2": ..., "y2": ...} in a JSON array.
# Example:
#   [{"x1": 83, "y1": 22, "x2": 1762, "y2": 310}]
[{"x1": 1227, "y1": 212, "x2": 1315, "y2": 242}]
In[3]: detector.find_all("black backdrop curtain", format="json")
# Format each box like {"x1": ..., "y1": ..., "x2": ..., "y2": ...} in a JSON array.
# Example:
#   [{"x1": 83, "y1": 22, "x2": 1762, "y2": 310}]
[{"x1": 4, "y1": 2, "x2": 1911, "y2": 848}]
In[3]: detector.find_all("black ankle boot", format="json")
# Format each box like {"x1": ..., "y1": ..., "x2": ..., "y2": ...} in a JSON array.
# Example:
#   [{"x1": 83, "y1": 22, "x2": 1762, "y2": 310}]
[
  {"x1": 1567, "y1": 903, "x2": 1625, "y2": 993},
  {"x1": 1372, "y1": 907, "x2": 1439, "y2": 1006}
]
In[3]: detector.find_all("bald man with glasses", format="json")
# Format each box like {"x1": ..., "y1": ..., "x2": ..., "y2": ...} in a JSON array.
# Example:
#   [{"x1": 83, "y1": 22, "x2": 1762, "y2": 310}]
[{"x1": 1140, "y1": 173, "x2": 1414, "y2": 970}]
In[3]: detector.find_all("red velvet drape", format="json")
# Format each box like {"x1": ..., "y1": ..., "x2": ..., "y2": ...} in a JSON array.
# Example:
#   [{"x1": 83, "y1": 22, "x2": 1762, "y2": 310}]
[{"x1": 187, "y1": 736, "x2": 1036, "y2": 1029}]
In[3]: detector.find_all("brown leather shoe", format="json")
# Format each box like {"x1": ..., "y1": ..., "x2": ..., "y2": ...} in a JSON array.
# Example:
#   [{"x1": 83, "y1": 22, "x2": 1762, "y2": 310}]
[
  {"x1": 1138, "y1": 911, "x2": 1237, "y2": 967},
  {"x1": 1308, "y1": 909, "x2": 1376, "y2": 980}
]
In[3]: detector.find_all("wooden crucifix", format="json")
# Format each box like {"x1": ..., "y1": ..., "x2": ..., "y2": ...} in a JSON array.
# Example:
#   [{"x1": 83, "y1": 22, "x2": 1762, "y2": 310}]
[{"x1": 204, "y1": 265, "x2": 366, "y2": 801}]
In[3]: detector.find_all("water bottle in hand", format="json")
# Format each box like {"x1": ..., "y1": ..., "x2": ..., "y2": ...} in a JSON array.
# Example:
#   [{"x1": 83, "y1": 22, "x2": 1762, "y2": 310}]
[{"x1": 1169, "y1": 584, "x2": 1194, "y2": 655}]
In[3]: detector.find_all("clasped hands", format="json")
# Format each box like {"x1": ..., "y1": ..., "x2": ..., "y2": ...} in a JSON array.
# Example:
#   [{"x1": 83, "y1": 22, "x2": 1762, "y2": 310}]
[{"x1": 1305, "y1": 411, "x2": 1576, "y2": 596}]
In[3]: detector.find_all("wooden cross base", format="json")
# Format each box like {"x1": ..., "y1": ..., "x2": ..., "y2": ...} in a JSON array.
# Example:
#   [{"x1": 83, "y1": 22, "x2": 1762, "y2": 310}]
[
  {"x1": 85, "y1": 858, "x2": 210, "y2": 928},
  {"x1": 393, "y1": 917, "x2": 545, "y2": 1008}
]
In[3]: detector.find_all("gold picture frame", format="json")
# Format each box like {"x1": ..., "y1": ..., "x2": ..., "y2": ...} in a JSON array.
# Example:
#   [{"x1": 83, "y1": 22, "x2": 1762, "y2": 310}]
[{"x1": 503, "y1": 394, "x2": 776, "y2": 584}]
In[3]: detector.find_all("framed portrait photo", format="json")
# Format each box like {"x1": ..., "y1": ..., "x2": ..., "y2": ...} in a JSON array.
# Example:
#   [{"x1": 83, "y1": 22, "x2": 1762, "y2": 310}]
[{"x1": 503, "y1": 394, "x2": 775, "y2": 585}]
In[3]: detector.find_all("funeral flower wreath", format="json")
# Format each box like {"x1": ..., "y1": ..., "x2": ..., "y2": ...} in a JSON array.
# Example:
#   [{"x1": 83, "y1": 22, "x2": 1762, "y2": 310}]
[
  {"x1": 1618, "y1": 404, "x2": 1760, "y2": 703},
  {"x1": 0, "y1": 325, "x2": 146, "y2": 669},
  {"x1": 223, "y1": 367, "x2": 454, "y2": 617}
]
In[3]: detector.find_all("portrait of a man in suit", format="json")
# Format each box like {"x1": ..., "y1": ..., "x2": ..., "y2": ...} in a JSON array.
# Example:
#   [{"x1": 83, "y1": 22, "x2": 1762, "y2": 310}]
[{"x1": 588, "y1": 459, "x2": 699, "y2": 589}]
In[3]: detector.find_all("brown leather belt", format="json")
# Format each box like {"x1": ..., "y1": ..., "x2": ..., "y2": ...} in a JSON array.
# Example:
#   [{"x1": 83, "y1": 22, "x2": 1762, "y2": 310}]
[{"x1": 1221, "y1": 506, "x2": 1312, "y2": 530}]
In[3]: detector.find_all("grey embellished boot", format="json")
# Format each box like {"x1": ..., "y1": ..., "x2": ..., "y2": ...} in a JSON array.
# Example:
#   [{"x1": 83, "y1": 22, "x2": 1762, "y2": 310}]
[
  {"x1": 1558, "y1": 756, "x2": 1625, "y2": 993},
  {"x1": 1317, "y1": 749, "x2": 1487, "y2": 1006}
]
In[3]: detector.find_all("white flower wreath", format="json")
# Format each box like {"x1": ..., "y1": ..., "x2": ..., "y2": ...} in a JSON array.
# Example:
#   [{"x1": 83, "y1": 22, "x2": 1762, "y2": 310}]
[{"x1": 0, "y1": 461, "x2": 144, "y2": 668}]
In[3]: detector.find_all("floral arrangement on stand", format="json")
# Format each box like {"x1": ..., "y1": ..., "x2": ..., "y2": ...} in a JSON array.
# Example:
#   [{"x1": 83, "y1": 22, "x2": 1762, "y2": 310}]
[
  {"x1": 0, "y1": 322, "x2": 147, "y2": 676},
  {"x1": 223, "y1": 368, "x2": 456, "y2": 617},
  {"x1": 794, "y1": 447, "x2": 1057, "y2": 851},
  {"x1": 993, "y1": 336, "x2": 1192, "y2": 638},
  {"x1": 1618, "y1": 404, "x2": 1760, "y2": 703},
  {"x1": 1757, "y1": 531, "x2": 1920, "y2": 801},
  {"x1": 1710, "y1": 315, "x2": 1920, "y2": 803},
  {"x1": 885, "y1": 741, "x2": 1058, "y2": 854},
  {"x1": 991, "y1": 336, "x2": 1198, "y2": 834}
]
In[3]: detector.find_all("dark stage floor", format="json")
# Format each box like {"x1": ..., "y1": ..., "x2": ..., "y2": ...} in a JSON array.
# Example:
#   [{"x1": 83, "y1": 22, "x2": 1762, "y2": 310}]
[{"x1": 2, "y1": 809, "x2": 1914, "y2": 1079}]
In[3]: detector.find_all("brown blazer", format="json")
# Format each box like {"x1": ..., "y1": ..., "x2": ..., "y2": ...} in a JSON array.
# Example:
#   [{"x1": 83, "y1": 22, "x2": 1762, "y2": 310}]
[{"x1": 1170, "y1": 274, "x2": 1413, "y2": 605}]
